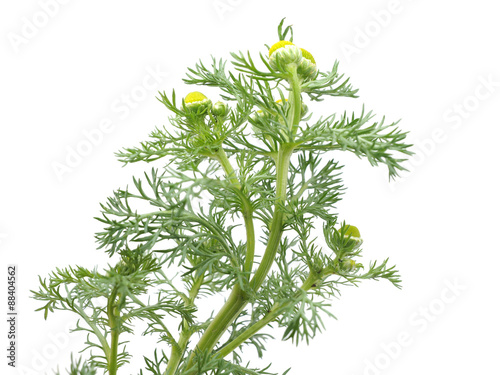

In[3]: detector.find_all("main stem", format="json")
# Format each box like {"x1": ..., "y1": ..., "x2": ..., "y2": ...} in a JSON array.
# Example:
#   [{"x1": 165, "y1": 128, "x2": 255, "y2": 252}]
[
  {"x1": 185, "y1": 146, "x2": 293, "y2": 370},
  {"x1": 249, "y1": 145, "x2": 293, "y2": 290},
  {"x1": 107, "y1": 288, "x2": 120, "y2": 375}
]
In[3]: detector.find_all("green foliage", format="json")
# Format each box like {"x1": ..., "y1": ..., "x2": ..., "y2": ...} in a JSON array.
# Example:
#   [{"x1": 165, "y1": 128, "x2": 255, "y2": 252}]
[
  {"x1": 53, "y1": 356, "x2": 97, "y2": 375},
  {"x1": 34, "y1": 18, "x2": 411, "y2": 375}
]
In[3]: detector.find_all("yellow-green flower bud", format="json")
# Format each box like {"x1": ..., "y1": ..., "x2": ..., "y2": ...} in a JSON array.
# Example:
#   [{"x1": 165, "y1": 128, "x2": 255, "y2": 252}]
[
  {"x1": 269, "y1": 40, "x2": 302, "y2": 71},
  {"x1": 340, "y1": 259, "x2": 356, "y2": 272},
  {"x1": 343, "y1": 225, "x2": 363, "y2": 249},
  {"x1": 297, "y1": 47, "x2": 318, "y2": 81},
  {"x1": 184, "y1": 91, "x2": 212, "y2": 115},
  {"x1": 212, "y1": 101, "x2": 228, "y2": 117},
  {"x1": 251, "y1": 109, "x2": 266, "y2": 121},
  {"x1": 250, "y1": 110, "x2": 267, "y2": 133},
  {"x1": 250, "y1": 109, "x2": 276, "y2": 145}
]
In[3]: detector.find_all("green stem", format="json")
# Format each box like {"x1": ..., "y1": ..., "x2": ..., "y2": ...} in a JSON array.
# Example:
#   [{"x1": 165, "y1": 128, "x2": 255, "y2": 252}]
[
  {"x1": 72, "y1": 304, "x2": 111, "y2": 360},
  {"x1": 165, "y1": 274, "x2": 205, "y2": 375},
  {"x1": 288, "y1": 65, "x2": 303, "y2": 135},
  {"x1": 184, "y1": 278, "x2": 246, "y2": 370},
  {"x1": 249, "y1": 144, "x2": 293, "y2": 291},
  {"x1": 215, "y1": 148, "x2": 240, "y2": 188},
  {"x1": 214, "y1": 148, "x2": 255, "y2": 273},
  {"x1": 291, "y1": 177, "x2": 313, "y2": 203},
  {"x1": 128, "y1": 294, "x2": 178, "y2": 349},
  {"x1": 167, "y1": 328, "x2": 191, "y2": 375},
  {"x1": 109, "y1": 328, "x2": 119, "y2": 375},
  {"x1": 107, "y1": 288, "x2": 120, "y2": 375},
  {"x1": 242, "y1": 206, "x2": 255, "y2": 273}
]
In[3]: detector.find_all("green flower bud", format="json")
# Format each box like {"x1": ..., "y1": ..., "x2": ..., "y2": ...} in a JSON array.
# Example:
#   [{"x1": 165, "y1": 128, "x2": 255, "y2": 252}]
[
  {"x1": 339, "y1": 259, "x2": 363, "y2": 272},
  {"x1": 269, "y1": 40, "x2": 302, "y2": 71},
  {"x1": 212, "y1": 101, "x2": 228, "y2": 117},
  {"x1": 184, "y1": 91, "x2": 212, "y2": 115},
  {"x1": 250, "y1": 109, "x2": 276, "y2": 145},
  {"x1": 301, "y1": 102, "x2": 309, "y2": 117},
  {"x1": 343, "y1": 225, "x2": 363, "y2": 249}
]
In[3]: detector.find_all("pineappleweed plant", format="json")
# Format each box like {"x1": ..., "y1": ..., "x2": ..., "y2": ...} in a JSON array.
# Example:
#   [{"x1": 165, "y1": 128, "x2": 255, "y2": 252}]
[{"x1": 33, "y1": 20, "x2": 412, "y2": 375}]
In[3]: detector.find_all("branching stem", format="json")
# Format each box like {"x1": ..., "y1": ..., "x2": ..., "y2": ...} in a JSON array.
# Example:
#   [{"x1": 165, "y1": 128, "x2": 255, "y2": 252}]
[
  {"x1": 215, "y1": 272, "x2": 321, "y2": 358},
  {"x1": 214, "y1": 148, "x2": 256, "y2": 273},
  {"x1": 165, "y1": 274, "x2": 205, "y2": 375},
  {"x1": 184, "y1": 74, "x2": 301, "y2": 371}
]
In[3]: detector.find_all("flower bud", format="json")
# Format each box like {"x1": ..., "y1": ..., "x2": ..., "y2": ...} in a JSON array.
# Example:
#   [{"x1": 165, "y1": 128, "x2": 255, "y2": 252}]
[
  {"x1": 269, "y1": 40, "x2": 303, "y2": 71},
  {"x1": 301, "y1": 102, "x2": 309, "y2": 117},
  {"x1": 339, "y1": 259, "x2": 363, "y2": 272},
  {"x1": 340, "y1": 259, "x2": 356, "y2": 272},
  {"x1": 184, "y1": 91, "x2": 212, "y2": 115},
  {"x1": 297, "y1": 48, "x2": 318, "y2": 81},
  {"x1": 250, "y1": 110, "x2": 267, "y2": 134},
  {"x1": 250, "y1": 109, "x2": 276, "y2": 145},
  {"x1": 343, "y1": 225, "x2": 363, "y2": 249},
  {"x1": 212, "y1": 101, "x2": 228, "y2": 117},
  {"x1": 251, "y1": 109, "x2": 266, "y2": 121}
]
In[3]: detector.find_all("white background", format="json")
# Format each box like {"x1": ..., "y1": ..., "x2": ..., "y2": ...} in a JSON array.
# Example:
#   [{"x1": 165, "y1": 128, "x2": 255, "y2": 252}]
[{"x1": 1, "y1": 0, "x2": 499, "y2": 374}]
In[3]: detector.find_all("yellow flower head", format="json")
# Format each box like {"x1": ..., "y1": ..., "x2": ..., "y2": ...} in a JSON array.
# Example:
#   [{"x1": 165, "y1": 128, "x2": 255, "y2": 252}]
[
  {"x1": 269, "y1": 40, "x2": 295, "y2": 57},
  {"x1": 184, "y1": 91, "x2": 211, "y2": 115},
  {"x1": 185, "y1": 91, "x2": 208, "y2": 104},
  {"x1": 268, "y1": 41, "x2": 317, "y2": 81},
  {"x1": 300, "y1": 48, "x2": 316, "y2": 64},
  {"x1": 268, "y1": 41, "x2": 302, "y2": 71}
]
